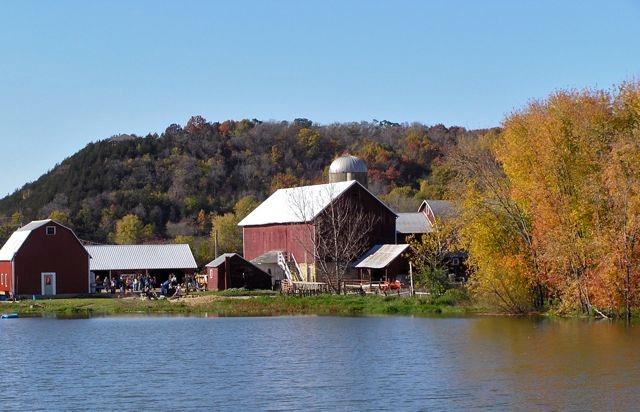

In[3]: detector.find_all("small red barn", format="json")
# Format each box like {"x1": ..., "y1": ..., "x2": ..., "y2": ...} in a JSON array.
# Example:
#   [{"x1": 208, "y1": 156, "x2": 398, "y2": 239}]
[
  {"x1": 0, "y1": 220, "x2": 90, "y2": 297},
  {"x1": 205, "y1": 253, "x2": 272, "y2": 291}
]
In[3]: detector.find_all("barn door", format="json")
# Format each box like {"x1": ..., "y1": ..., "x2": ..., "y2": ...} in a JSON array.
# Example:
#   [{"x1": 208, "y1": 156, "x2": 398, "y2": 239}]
[{"x1": 41, "y1": 273, "x2": 56, "y2": 296}]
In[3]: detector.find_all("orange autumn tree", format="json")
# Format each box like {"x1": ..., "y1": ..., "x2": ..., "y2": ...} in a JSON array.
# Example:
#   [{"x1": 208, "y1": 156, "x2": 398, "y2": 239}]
[
  {"x1": 592, "y1": 85, "x2": 640, "y2": 320},
  {"x1": 452, "y1": 131, "x2": 540, "y2": 313},
  {"x1": 462, "y1": 82, "x2": 640, "y2": 316},
  {"x1": 498, "y1": 89, "x2": 614, "y2": 314}
]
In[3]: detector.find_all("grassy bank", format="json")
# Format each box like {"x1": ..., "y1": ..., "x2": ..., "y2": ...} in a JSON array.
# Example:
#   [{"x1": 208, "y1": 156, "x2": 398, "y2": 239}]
[{"x1": 0, "y1": 290, "x2": 477, "y2": 317}]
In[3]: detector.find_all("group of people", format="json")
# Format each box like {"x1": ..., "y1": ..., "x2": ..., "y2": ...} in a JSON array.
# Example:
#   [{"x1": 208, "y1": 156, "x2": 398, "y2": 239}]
[
  {"x1": 96, "y1": 273, "x2": 158, "y2": 295},
  {"x1": 94, "y1": 272, "x2": 203, "y2": 299}
]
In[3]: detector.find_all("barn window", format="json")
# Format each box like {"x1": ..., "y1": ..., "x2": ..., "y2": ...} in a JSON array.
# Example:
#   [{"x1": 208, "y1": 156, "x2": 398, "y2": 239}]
[{"x1": 46, "y1": 226, "x2": 56, "y2": 236}]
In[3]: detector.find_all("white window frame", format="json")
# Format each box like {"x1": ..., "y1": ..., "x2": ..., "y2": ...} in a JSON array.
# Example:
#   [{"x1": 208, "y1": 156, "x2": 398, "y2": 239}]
[{"x1": 46, "y1": 226, "x2": 56, "y2": 236}]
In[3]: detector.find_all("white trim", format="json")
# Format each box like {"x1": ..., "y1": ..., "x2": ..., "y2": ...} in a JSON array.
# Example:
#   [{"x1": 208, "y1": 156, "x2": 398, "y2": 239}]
[
  {"x1": 12, "y1": 260, "x2": 16, "y2": 295},
  {"x1": 41, "y1": 272, "x2": 56, "y2": 296},
  {"x1": 45, "y1": 226, "x2": 56, "y2": 236}
]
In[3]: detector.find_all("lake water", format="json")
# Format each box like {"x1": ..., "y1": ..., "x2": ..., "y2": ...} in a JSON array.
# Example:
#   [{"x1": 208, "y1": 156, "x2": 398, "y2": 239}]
[{"x1": 1, "y1": 315, "x2": 639, "y2": 411}]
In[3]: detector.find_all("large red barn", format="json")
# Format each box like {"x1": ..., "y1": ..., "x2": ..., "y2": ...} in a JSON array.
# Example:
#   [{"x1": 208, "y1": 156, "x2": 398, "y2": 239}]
[
  {"x1": 0, "y1": 220, "x2": 90, "y2": 297},
  {"x1": 238, "y1": 180, "x2": 397, "y2": 282}
]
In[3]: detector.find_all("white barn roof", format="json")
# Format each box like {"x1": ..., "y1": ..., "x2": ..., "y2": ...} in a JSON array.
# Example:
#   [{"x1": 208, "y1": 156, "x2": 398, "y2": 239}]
[
  {"x1": 238, "y1": 180, "x2": 356, "y2": 227},
  {"x1": 0, "y1": 219, "x2": 53, "y2": 261},
  {"x1": 85, "y1": 244, "x2": 197, "y2": 271},
  {"x1": 354, "y1": 244, "x2": 410, "y2": 269}
]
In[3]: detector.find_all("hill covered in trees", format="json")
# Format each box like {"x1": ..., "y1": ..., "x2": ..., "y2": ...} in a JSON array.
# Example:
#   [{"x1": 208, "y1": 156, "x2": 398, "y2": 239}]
[{"x1": 0, "y1": 117, "x2": 490, "y2": 248}]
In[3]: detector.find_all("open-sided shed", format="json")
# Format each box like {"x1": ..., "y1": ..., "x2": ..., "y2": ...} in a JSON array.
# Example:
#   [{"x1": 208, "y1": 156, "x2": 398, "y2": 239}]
[
  {"x1": 354, "y1": 244, "x2": 410, "y2": 282},
  {"x1": 85, "y1": 244, "x2": 197, "y2": 281}
]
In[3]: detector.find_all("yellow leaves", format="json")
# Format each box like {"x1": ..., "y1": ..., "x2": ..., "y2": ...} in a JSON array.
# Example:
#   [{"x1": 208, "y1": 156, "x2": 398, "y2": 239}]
[
  {"x1": 464, "y1": 81, "x2": 640, "y2": 315},
  {"x1": 297, "y1": 128, "x2": 320, "y2": 148},
  {"x1": 114, "y1": 214, "x2": 153, "y2": 245}
]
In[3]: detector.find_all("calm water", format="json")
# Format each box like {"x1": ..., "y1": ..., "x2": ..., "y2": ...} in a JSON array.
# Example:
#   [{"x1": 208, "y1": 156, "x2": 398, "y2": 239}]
[{"x1": 1, "y1": 315, "x2": 639, "y2": 411}]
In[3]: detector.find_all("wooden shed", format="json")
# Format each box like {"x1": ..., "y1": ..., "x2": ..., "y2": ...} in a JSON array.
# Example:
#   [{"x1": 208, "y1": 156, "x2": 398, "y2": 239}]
[
  {"x1": 0, "y1": 220, "x2": 90, "y2": 297},
  {"x1": 205, "y1": 253, "x2": 272, "y2": 291}
]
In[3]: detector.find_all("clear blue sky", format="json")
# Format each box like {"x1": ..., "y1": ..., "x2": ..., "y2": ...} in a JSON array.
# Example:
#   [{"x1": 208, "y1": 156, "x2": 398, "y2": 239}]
[{"x1": 1, "y1": 1, "x2": 639, "y2": 196}]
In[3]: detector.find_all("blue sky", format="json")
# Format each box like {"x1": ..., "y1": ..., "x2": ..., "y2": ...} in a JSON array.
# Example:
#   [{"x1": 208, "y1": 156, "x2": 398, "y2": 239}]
[{"x1": 0, "y1": 1, "x2": 639, "y2": 196}]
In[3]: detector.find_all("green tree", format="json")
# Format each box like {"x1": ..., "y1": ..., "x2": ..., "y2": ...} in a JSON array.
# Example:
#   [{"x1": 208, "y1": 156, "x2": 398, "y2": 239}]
[
  {"x1": 211, "y1": 212, "x2": 242, "y2": 254},
  {"x1": 49, "y1": 210, "x2": 69, "y2": 225},
  {"x1": 408, "y1": 218, "x2": 459, "y2": 296},
  {"x1": 114, "y1": 214, "x2": 152, "y2": 244},
  {"x1": 211, "y1": 196, "x2": 258, "y2": 255}
]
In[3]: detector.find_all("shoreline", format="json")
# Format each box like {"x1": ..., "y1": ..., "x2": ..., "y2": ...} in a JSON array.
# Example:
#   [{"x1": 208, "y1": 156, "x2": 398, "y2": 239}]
[{"x1": 0, "y1": 293, "x2": 478, "y2": 318}]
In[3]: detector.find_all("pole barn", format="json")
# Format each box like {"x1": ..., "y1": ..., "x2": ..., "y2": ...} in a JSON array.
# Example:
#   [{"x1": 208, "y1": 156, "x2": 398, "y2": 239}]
[{"x1": 0, "y1": 220, "x2": 90, "y2": 297}]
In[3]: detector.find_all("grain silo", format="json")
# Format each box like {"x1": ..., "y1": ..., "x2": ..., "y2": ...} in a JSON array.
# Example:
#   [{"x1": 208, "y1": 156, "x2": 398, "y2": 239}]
[{"x1": 328, "y1": 154, "x2": 368, "y2": 188}]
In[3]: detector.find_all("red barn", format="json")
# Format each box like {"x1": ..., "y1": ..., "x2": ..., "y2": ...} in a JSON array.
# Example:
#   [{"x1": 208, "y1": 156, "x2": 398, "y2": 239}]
[
  {"x1": 238, "y1": 180, "x2": 397, "y2": 281},
  {"x1": 0, "y1": 220, "x2": 90, "y2": 297},
  {"x1": 205, "y1": 253, "x2": 272, "y2": 291}
]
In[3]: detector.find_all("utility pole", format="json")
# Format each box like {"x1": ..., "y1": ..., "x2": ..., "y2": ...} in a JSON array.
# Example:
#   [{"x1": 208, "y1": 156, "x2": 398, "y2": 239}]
[{"x1": 213, "y1": 229, "x2": 218, "y2": 259}]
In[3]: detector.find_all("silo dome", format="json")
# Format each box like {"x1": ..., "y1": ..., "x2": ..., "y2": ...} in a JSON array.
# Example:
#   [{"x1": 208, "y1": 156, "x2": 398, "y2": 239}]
[{"x1": 329, "y1": 155, "x2": 368, "y2": 188}]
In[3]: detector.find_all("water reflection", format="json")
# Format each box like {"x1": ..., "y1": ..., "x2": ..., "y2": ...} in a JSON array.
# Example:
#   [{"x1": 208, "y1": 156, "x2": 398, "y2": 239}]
[{"x1": 1, "y1": 316, "x2": 640, "y2": 411}]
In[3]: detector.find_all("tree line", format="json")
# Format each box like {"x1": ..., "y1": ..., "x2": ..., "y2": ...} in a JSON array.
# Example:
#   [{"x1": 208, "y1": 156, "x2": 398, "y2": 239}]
[
  {"x1": 412, "y1": 81, "x2": 640, "y2": 318},
  {"x1": 0, "y1": 118, "x2": 485, "y2": 264}
]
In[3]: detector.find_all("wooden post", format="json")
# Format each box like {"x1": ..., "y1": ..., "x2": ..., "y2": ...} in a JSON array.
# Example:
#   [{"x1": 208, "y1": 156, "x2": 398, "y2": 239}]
[
  {"x1": 214, "y1": 230, "x2": 218, "y2": 259},
  {"x1": 409, "y1": 262, "x2": 414, "y2": 297},
  {"x1": 224, "y1": 257, "x2": 229, "y2": 290}
]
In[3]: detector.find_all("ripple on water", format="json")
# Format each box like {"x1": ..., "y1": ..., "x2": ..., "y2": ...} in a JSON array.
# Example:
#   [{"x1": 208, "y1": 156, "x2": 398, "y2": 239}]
[{"x1": 1, "y1": 316, "x2": 640, "y2": 411}]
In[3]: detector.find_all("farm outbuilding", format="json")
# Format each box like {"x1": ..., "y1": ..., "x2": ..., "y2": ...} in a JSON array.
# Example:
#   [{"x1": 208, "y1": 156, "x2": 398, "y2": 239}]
[
  {"x1": 0, "y1": 220, "x2": 90, "y2": 297},
  {"x1": 396, "y1": 199, "x2": 456, "y2": 242},
  {"x1": 354, "y1": 244, "x2": 410, "y2": 282},
  {"x1": 250, "y1": 251, "x2": 287, "y2": 286},
  {"x1": 85, "y1": 244, "x2": 197, "y2": 282},
  {"x1": 205, "y1": 253, "x2": 272, "y2": 291},
  {"x1": 396, "y1": 200, "x2": 468, "y2": 282},
  {"x1": 238, "y1": 180, "x2": 397, "y2": 282}
]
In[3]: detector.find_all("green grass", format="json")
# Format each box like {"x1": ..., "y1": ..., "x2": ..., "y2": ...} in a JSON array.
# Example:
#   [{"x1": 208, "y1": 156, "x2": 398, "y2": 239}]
[{"x1": 0, "y1": 292, "x2": 478, "y2": 318}]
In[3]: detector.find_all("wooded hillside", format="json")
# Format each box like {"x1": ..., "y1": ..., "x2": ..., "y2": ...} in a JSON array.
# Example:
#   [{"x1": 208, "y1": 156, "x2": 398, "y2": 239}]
[{"x1": 0, "y1": 118, "x2": 488, "y2": 246}]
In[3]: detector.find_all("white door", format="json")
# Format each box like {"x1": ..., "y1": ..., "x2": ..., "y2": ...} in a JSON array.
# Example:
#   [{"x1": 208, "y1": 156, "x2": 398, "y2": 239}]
[{"x1": 41, "y1": 273, "x2": 56, "y2": 296}]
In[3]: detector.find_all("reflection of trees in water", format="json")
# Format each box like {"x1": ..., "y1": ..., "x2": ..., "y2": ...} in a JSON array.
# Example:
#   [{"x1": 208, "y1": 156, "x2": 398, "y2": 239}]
[{"x1": 454, "y1": 318, "x2": 640, "y2": 409}]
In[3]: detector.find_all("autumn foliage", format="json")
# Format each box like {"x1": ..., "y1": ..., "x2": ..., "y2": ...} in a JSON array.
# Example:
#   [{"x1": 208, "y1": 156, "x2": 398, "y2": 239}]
[{"x1": 457, "y1": 82, "x2": 640, "y2": 317}]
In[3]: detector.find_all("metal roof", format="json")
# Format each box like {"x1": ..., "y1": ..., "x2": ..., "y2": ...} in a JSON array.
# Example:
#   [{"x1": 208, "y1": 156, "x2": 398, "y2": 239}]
[
  {"x1": 205, "y1": 253, "x2": 238, "y2": 268},
  {"x1": 396, "y1": 212, "x2": 433, "y2": 234},
  {"x1": 354, "y1": 244, "x2": 410, "y2": 269},
  {"x1": 85, "y1": 244, "x2": 197, "y2": 271},
  {"x1": 17, "y1": 219, "x2": 52, "y2": 232},
  {"x1": 239, "y1": 180, "x2": 396, "y2": 227},
  {"x1": 419, "y1": 200, "x2": 455, "y2": 217},
  {"x1": 0, "y1": 220, "x2": 53, "y2": 261},
  {"x1": 239, "y1": 180, "x2": 353, "y2": 226},
  {"x1": 329, "y1": 155, "x2": 368, "y2": 174},
  {"x1": 250, "y1": 251, "x2": 281, "y2": 265}
]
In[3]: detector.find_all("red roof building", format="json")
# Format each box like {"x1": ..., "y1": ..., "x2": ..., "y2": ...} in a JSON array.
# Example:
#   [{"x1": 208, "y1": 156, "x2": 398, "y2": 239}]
[{"x1": 0, "y1": 220, "x2": 90, "y2": 297}]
